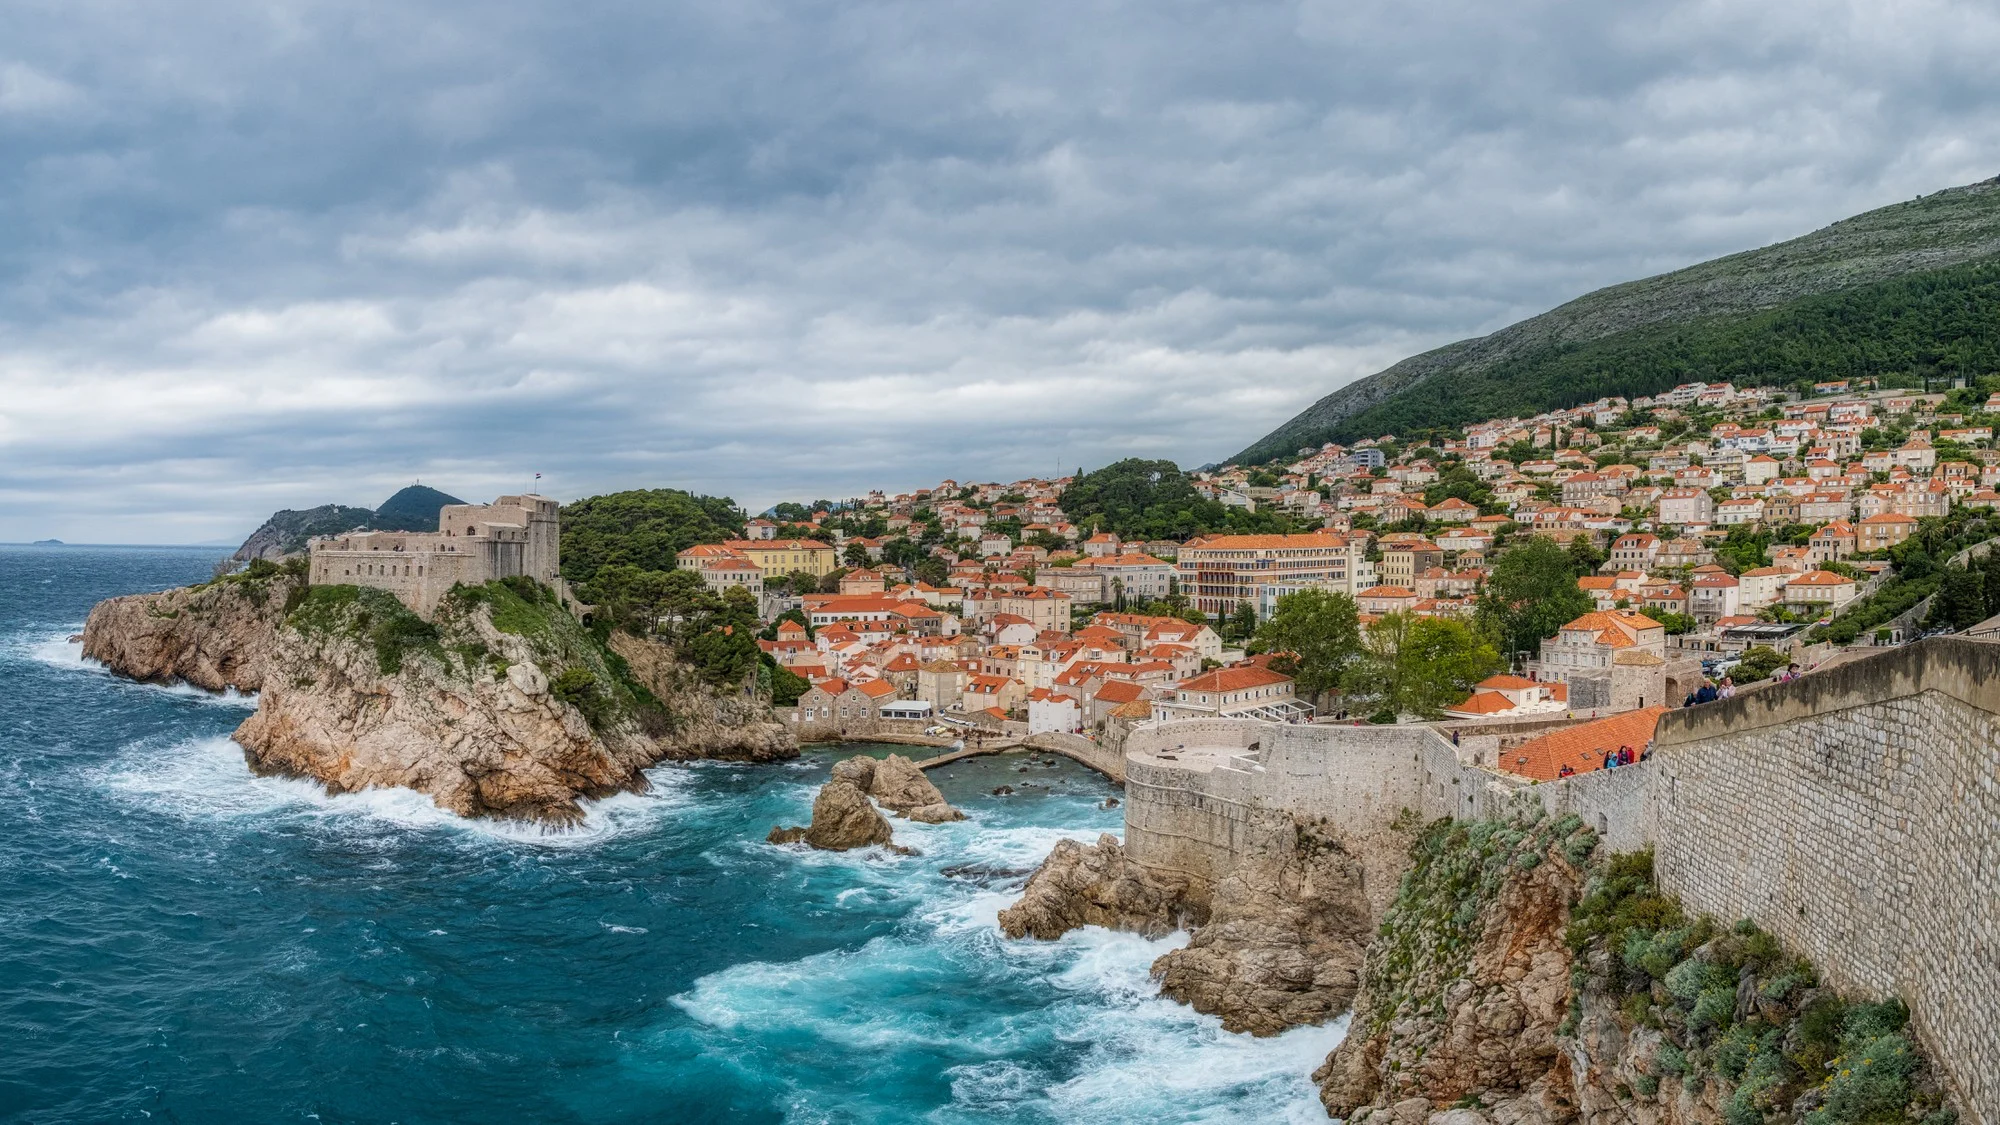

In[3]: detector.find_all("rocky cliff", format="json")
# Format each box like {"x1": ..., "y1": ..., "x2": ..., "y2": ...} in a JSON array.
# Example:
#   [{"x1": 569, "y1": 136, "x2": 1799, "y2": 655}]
[
  {"x1": 233, "y1": 581, "x2": 672, "y2": 825},
  {"x1": 1318, "y1": 815, "x2": 1960, "y2": 1125},
  {"x1": 605, "y1": 630, "x2": 794, "y2": 763},
  {"x1": 80, "y1": 564, "x2": 303, "y2": 691},
  {"x1": 1001, "y1": 814, "x2": 1380, "y2": 1037},
  {"x1": 85, "y1": 573, "x2": 796, "y2": 824}
]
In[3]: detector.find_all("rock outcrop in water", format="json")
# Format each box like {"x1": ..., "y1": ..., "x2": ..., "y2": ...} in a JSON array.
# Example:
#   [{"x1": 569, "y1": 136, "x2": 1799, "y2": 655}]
[
  {"x1": 999, "y1": 834, "x2": 1195, "y2": 940},
  {"x1": 766, "y1": 753, "x2": 963, "y2": 852},
  {"x1": 1001, "y1": 816, "x2": 1377, "y2": 1036},
  {"x1": 1152, "y1": 817, "x2": 1374, "y2": 1037},
  {"x1": 81, "y1": 567, "x2": 302, "y2": 692},
  {"x1": 832, "y1": 754, "x2": 965, "y2": 822},
  {"x1": 766, "y1": 780, "x2": 896, "y2": 851}
]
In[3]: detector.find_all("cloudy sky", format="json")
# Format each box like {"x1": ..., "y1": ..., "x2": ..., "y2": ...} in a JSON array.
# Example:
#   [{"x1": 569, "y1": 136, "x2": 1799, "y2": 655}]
[{"x1": 2, "y1": 0, "x2": 1996, "y2": 543}]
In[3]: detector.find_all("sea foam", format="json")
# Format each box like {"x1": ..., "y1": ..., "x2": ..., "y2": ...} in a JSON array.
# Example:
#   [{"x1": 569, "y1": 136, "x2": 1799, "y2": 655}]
[{"x1": 96, "y1": 734, "x2": 699, "y2": 847}]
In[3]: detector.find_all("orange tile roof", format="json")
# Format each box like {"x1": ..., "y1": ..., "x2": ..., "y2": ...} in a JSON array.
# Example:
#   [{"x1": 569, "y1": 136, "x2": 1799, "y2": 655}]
[
  {"x1": 1788, "y1": 570, "x2": 1855, "y2": 586},
  {"x1": 1503, "y1": 707, "x2": 1668, "y2": 781},
  {"x1": 1093, "y1": 680, "x2": 1148, "y2": 704},
  {"x1": 1450, "y1": 690, "x2": 1516, "y2": 715},
  {"x1": 1181, "y1": 534, "x2": 1346, "y2": 550},
  {"x1": 1175, "y1": 666, "x2": 1293, "y2": 693}
]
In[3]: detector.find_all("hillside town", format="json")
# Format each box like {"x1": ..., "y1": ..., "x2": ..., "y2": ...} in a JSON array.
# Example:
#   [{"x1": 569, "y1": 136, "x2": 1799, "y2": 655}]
[{"x1": 652, "y1": 377, "x2": 2000, "y2": 785}]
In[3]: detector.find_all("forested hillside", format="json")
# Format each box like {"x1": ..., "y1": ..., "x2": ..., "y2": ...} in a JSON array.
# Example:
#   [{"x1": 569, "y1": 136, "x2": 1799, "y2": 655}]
[
  {"x1": 1238, "y1": 178, "x2": 2000, "y2": 462},
  {"x1": 557, "y1": 489, "x2": 745, "y2": 587}
]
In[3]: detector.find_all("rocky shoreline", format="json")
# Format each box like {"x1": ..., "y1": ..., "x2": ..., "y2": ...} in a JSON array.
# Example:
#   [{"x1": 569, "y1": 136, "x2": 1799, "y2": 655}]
[
  {"x1": 81, "y1": 568, "x2": 302, "y2": 692},
  {"x1": 1000, "y1": 814, "x2": 1381, "y2": 1037},
  {"x1": 82, "y1": 574, "x2": 795, "y2": 825},
  {"x1": 1000, "y1": 810, "x2": 1962, "y2": 1124}
]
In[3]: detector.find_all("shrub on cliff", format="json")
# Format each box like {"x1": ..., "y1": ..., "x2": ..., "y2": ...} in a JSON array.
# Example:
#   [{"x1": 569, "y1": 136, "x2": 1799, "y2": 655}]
[
  {"x1": 1567, "y1": 852, "x2": 1954, "y2": 1123},
  {"x1": 1364, "y1": 810, "x2": 1598, "y2": 1031},
  {"x1": 286, "y1": 585, "x2": 442, "y2": 675}
]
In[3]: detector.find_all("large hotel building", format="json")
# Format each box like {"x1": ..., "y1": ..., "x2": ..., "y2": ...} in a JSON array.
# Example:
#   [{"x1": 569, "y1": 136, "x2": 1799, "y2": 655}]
[{"x1": 1175, "y1": 534, "x2": 1360, "y2": 618}]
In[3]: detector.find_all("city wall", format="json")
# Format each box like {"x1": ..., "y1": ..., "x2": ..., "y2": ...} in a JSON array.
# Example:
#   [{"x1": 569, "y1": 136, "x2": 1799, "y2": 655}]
[
  {"x1": 1122, "y1": 720, "x2": 1650, "y2": 920},
  {"x1": 1124, "y1": 635, "x2": 1997, "y2": 1124},
  {"x1": 1652, "y1": 638, "x2": 2000, "y2": 1125}
]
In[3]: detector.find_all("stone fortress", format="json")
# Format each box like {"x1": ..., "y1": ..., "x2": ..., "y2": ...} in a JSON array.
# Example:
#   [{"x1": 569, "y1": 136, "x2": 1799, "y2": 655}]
[
  {"x1": 308, "y1": 494, "x2": 561, "y2": 618},
  {"x1": 1117, "y1": 636, "x2": 2000, "y2": 1125}
]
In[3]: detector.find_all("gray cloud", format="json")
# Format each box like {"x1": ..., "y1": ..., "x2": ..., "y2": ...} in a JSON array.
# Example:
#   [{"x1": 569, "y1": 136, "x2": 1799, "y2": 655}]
[{"x1": 2, "y1": 0, "x2": 1997, "y2": 541}]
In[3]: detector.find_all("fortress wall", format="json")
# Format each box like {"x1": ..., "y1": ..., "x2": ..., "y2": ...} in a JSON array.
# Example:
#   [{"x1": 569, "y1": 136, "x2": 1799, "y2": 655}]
[
  {"x1": 1123, "y1": 724, "x2": 1439, "y2": 890},
  {"x1": 308, "y1": 547, "x2": 490, "y2": 618},
  {"x1": 1125, "y1": 720, "x2": 1659, "y2": 887},
  {"x1": 1119, "y1": 639, "x2": 1997, "y2": 1119},
  {"x1": 1020, "y1": 732, "x2": 1127, "y2": 784},
  {"x1": 1652, "y1": 638, "x2": 2000, "y2": 1125}
]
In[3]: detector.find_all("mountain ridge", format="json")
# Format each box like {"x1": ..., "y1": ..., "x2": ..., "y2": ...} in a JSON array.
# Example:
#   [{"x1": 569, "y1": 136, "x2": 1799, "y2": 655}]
[
  {"x1": 1236, "y1": 177, "x2": 2000, "y2": 463},
  {"x1": 232, "y1": 485, "x2": 466, "y2": 561}
]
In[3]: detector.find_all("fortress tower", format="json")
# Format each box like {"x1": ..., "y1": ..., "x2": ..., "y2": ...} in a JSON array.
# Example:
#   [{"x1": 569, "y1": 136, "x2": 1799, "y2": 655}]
[{"x1": 307, "y1": 494, "x2": 561, "y2": 619}]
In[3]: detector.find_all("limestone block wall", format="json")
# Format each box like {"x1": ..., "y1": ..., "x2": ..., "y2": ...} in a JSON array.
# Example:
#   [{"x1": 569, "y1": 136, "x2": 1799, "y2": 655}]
[
  {"x1": 1020, "y1": 732, "x2": 1127, "y2": 784},
  {"x1": 1124, "y1": 719, "x2": 1265, "y2": 759},
  {"x1": 1124, "y1": 719, "x2": 1661, "y2": 886},
  {"x1": 1653, "y1": 638, "x2": 2000, "y2": 1125}
]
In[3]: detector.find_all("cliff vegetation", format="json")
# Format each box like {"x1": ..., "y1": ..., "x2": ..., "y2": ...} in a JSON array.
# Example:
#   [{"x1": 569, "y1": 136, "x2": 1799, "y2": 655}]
[
  {"x1": 1318, "y1": 814, "x2": 1959, "y2": 1125},
  {"x1": 1564, "y1": 852, "x2": 1956, "y2": 1125}
]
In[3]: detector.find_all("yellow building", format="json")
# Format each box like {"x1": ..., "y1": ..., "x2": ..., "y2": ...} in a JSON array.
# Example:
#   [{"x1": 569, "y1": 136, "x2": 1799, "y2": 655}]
[{"x1": 722, "y1": 538, "x2": 838, "y2": 576}]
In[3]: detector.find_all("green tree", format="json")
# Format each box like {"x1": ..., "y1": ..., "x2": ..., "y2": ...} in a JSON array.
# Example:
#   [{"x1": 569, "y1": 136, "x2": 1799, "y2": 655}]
[
  {"x1": 1252, "y1": 589, "x2": 1362, "y2": 699},
  {"x1": 767, "y1": 661, "x2": 809, "y2": 705},
  {"x1": 559, "y1": 489, "x2": 744, "y2": 587},
  {"x1": 1224, "y1": 600, "x2": 1258, "y2": 642},
  {"x1": 1927, "y1": 565, "x2": 1989, "y2": 631},
  {"x1": 1733, "y1": 645, "x2": 1786, "y2": 683},
  {"x1": 1478, "y1": 537, "x2": 1595, "y2": 658},
  {"x1": 913, "y1": 557, "x2": 948, "y2": 587},
  {"x1": 684, "y1": 586, "x2": 761, "y2": 688},
  {"x1": 1345, "y1": 613, "x2": 1504, "y2": 720},
  {"x1": 1653, "y1": 611, "x2": 1697, "y2": 635},
  {"x1": 578, "y1": 565, "x2": 712, "y2": 637},
  {"x1": 842, "y1": 543, "x2": 873, "y2": 568},
  {"x1": 1566, "y1": 534, "x2": 1607, "y2": 574}
]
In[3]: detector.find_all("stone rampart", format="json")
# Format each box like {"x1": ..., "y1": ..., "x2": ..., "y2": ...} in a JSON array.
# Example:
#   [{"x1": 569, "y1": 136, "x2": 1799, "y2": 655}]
[
  {"x1": 1021, "y1": 732, "x2": 1127, "y2": 783},
  {"x1": 1120, "y1": 640, "x2": 1998, "y2": 1120},
  {"x1": 1651, "y1": 638, "x2": 2000, "y2": 1125},
  {"x1": 1123, "y1": 720, "x2": 1658, "y2": 888}
]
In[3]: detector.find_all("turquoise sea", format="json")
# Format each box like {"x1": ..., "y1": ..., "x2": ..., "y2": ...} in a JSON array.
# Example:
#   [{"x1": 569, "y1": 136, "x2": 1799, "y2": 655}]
[{"x1": 0, "y1": 545, "x2": 1344, "y2": 1123}]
